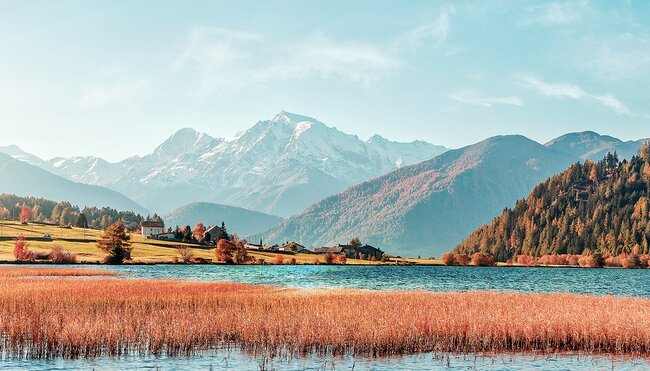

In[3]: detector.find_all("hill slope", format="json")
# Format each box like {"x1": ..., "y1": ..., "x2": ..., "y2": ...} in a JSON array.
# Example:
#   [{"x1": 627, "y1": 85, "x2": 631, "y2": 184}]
[
  {"x1": 164, "y1": 202, "x2": 283, "y2": 236},
  {"x1": 545, "y1": 131, "x2": 646, "y2": 161},
  {"x1": 258, "y1": 135, "x2": 577, "y2": 257},
  {"x1": 454, "y1": 149, "x2": 650, "y2": 261},
  {"x1": 0, "y1": 152, "x2": 148, "y2": 215}
]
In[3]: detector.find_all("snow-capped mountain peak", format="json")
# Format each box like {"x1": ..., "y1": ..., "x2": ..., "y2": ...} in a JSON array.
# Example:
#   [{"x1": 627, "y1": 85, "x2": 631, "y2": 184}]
[{"x1": 7, "y1": 112, "x2": 448, "y2": 216}]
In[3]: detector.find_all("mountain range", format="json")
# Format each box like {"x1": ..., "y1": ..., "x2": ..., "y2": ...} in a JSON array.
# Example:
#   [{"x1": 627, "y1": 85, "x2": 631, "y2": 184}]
[
  {"x1": 0, "y1": 152, "x2": 148, "y2": 215},
  {"x1": 2, "y1": 112, "x2": 447, "y2": 217},
  {"x1": 257, "y1": 135, "x2": 580, "y2": 257},
  {"x1": 1, "y1": 115, "x2": 647, "y2": 257}
]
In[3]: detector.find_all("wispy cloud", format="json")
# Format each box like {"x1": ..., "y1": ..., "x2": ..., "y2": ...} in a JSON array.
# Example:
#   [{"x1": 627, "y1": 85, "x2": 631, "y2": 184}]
[
  {"x1": 397, "y1": 7, "x2": 455, "y2": 51},
  {"x1": 78, "y1": 80, "x2": 151, "y2": 108},
  {"x1": 449, "y1": 90, "x2": 523, "y2": 108},
  {"x1": 516, "y1": 74, "x2": 635, "y2": 116},
  {"x1": 521, "y1": 1, "x2": 589, "y2": 26},
  {"x1": 176, "y1": 27, "x2": 401, "y2": 93}
]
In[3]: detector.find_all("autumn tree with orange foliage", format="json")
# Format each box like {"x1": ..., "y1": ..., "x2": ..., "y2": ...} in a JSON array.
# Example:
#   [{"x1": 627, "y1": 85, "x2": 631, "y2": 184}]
[
  {"x1": 215, "y1": 239, "x2": 236, "y2": 264},
  {"x1": 337, "y1": 253, "x2": 347, "y2": 264},
  {"x1": 19, "y1": 205, "x2": 31, "y2": 223},
  {"x1": 13, "y1": 235, "x2": 33, "y2": 261},
  {"x1": 192, "y1": 223, "x2": 206, "y2": 242},
  {"x1": 441, "y1": 253, "x2": 455, "y2": 266},
  {"x1": 324, "y1": 252, "x2": 335, "y2": 264}
]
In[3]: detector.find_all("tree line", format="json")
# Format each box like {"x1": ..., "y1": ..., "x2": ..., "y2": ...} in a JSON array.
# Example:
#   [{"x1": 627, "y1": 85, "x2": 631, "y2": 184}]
[
  {"x1": 0, "y1": 194, "x2": 147, "y2": 231},
  {"x1": 454, "y1": 144, "x2": 650, "y2": 263}
]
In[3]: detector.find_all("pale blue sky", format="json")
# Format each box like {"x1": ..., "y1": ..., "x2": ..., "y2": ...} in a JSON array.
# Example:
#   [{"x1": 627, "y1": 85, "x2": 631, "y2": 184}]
[{"x1": 1, "y1": 0, "x2": 649, "y2": 161}]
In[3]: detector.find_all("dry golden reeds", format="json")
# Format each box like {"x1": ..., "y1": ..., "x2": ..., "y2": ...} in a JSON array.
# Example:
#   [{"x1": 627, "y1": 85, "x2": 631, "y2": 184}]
[{"x1": 1, "y1": 267, "x2": 649, "y2": 359}]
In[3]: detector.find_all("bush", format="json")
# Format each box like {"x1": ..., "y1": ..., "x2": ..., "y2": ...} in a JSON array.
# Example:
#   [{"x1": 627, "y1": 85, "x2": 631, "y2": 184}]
[
  {"x1": 312, "y1": 257, "x2": 320, "y2": 265},
  {"x1": 49, "y1": 245, "x2": 77, "y2": 264},
  {"x1": 337, "y1": 254, "x2": 347, "y2": 264},
  {"x1": 471, "y1": 253, "x2": 495, "y2": 267},
  {"x1": 441, "y1": 253, "x2": 455, "y2": 266},
  {"x1": 324, "y1": 253, "x2": 335, "y2": 264},
  {"x1": 454, "y1": 254, "x2": 470, "y2": 266},
  {"x1": 177, "y1": 247, "x2": 194, "y2": 264},
  {"x1": 578, "y1": 255, "x2": 597, "y2": 268},
  {"x1": 289, "y1": 257, "x2": 297, "y2": 265},
  {"x1": 622, "y1": 254, "x2": 641, "y2": 269},
  {"x1": 273, "y1": 254, "x2": 285, "y2": 265}
]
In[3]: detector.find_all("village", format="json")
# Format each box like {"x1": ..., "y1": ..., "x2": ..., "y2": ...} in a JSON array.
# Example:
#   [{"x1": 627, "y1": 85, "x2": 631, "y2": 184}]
[{"x1": 140, "y1": 219, "x2": 388, "y2": 262}]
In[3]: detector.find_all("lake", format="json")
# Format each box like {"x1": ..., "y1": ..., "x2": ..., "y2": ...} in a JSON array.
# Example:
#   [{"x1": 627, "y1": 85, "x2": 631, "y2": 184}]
[
  {"x1": 101, "y1": 264, "x2": 650, "y2": 297},
  {"x1": 3, "y1": 264, "x2": 649, "y2": 370}
]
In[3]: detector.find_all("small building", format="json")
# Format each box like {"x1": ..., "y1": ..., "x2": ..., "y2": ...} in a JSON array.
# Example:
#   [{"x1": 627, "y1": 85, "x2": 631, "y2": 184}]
[
  {"x1": 313, "y1": 246, "x2": 345, "y2": 255},
  {"x1": 356, "y1": 244, "x2": 384, "y2": 260},
  {"x1": 315, "y1": 244, "x2": 385, "y2": 260},
  {"x1": 204, "y1": 225, "x2": 225, "y2": 243},
  {"x1": 152, "y1": 232, "x2": 176, "y2": 240},
  {"x1": 141, "y1": 221, "x2": 164, "y2": 237}
]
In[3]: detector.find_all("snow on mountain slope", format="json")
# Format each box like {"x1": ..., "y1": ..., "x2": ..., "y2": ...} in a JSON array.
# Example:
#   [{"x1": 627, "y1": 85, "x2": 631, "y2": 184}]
[
  {"x1": 20, "y1": 112, "x2": 447, "y2": 216},
  {"x1": 0, "y1": 145, "x2": 46, "y2": 167}
]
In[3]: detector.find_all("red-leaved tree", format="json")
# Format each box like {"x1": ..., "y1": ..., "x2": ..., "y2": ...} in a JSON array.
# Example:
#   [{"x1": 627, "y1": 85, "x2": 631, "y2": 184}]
[
  {"x1": 215, "y1": 239, "x2": 236, "y2": 264},
  {"x1": 14, "y1": 235, "x2": 33, "y2": 261},
  {"x1": 19, "y1": 205, "x2": 31, "y2": 223}
]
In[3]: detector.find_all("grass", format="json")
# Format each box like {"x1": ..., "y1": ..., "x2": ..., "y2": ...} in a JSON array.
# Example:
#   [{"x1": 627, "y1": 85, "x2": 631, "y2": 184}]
[
  {"x1": 0, "y1": 266, "x2": 116, "y2": 277},
  {"x1": 1, "y1": 267, "x2": 649, "y2": 359},
  {"x1": 0, "y1": 220, "x2": 395, "y2": 265}
]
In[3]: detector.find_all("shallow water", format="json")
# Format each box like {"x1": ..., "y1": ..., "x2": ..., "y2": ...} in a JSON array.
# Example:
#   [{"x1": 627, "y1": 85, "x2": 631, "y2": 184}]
[
  {"x1": 98, "y1": 264, "x2": 650, "y2": 297},
  {"x1": 2, "y1": 350, "x2": 649, "y2": 370}
]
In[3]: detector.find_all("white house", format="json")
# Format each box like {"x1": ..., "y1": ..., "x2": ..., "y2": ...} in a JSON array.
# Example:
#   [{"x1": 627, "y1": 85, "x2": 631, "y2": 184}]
[{"x1": 141, "y1": 221, "x2": 164, "y2": 237}]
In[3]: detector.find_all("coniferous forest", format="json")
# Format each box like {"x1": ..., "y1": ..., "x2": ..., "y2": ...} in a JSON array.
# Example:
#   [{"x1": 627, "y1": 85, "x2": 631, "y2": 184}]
[{"x1": 454, "y1": 144, "x2": 650, "y2": 262}]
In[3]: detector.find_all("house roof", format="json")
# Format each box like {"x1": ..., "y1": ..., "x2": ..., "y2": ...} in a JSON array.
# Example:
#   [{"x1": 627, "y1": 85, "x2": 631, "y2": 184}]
[
  {"x1": 314, "y1": 247, "x2": 345, "y2": 254},
  {"x1": 142, "y1": 221, "x2": 164, "y2": 228},
  {"x1": 204, "y1": 225, "x2": 223, "y2": 235}
]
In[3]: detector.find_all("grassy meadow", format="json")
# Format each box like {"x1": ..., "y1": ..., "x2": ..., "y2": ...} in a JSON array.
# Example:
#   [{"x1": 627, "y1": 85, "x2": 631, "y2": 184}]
[
  {"x1": 0, "y1": 220, "x2": 420, "y2": 265},
  {"x1": 1, "y1": 266, "x2": 649, "y2": 359}
]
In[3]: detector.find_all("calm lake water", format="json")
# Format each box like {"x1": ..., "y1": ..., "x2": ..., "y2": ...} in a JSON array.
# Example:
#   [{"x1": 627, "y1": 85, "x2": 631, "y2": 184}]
[
  {"x1": 4, "y1": 264, "x2": 650, "y2": 370},
  {"x1": 100, "y1": 264, "x2": 650, "y2": 297}
]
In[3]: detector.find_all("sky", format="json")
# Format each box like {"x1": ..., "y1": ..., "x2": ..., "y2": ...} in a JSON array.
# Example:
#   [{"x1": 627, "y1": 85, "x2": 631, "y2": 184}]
[{"x1": 0, "y1": 0, "x2": 649, "y2": 162}]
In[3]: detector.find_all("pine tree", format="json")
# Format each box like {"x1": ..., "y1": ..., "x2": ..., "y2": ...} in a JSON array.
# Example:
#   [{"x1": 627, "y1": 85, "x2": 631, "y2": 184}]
[{"x1": 97, "y1": 220, "x2": 132, "y2": 264}]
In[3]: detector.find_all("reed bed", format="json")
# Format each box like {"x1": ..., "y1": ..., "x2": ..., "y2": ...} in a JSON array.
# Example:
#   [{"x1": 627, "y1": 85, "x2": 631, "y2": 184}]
[
  {"x1": 1, "y1": 271, "x2": 649, "y2": 360},
  {"x1": 0, "y1": 267, "x2": 116, "y2": 277}
]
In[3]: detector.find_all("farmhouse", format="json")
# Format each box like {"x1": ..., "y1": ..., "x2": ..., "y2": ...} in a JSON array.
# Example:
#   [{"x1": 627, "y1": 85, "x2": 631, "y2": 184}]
[
  {"x1": 204, "y1": 225, "x2": 225, "y2": 242},
  {"x1": 314, "y1": 244, "x2": 385, "y2": 260},
  {"x1": 141, "y1": 221, "x2": 164, "y2": 237}
]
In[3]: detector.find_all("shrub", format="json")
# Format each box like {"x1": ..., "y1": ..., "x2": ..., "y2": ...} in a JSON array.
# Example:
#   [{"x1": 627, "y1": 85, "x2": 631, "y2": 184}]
[
  {"x1": 324, "y1": 253, "x2": 335, "y2": 264},
  {"x1": 289, "y1": 257, "x2": 297, "y2": 265},
  {"x1": 49, "y1": 245, "x2": 77, "y2": 264},
  {"x1": 471, "y1": 253, "x2": 495, "y2": 267},
  {"x1": 13, "y1": 236, "x2": 33, "y2": 261},
  {"x1": 441, "y1": 253, "x2": 455, "y2": 266},
  {"x1": 622, "y1": 254, "x2": 641, "y2": 269},
  {"x1": 337, "y1": 254, "x2": 347, "y2": 264},
  {"x1": 567, "y1": 255, "x2": 579, "y2": 266},
  {"x1": 273, "y1": 254, "x2": 285, "y2": 265},
  {"x1": 578, "y1": 255, "x2": 597, "y2": 268},
  {"x1": 312, "y1": 257, "x2": 320, "y2": 265},
  {"x1": 454, "y1": 254, "x2": 470, "y2": 266},
  {"x1": 177, "y1": 247, "x2": 194, "y2": 264}
]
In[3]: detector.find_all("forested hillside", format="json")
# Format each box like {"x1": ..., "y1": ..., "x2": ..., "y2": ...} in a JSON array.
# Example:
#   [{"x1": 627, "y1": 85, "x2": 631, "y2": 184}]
[{"x1": 454, "y1": 145, "x2": 650, "y2": 261}]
